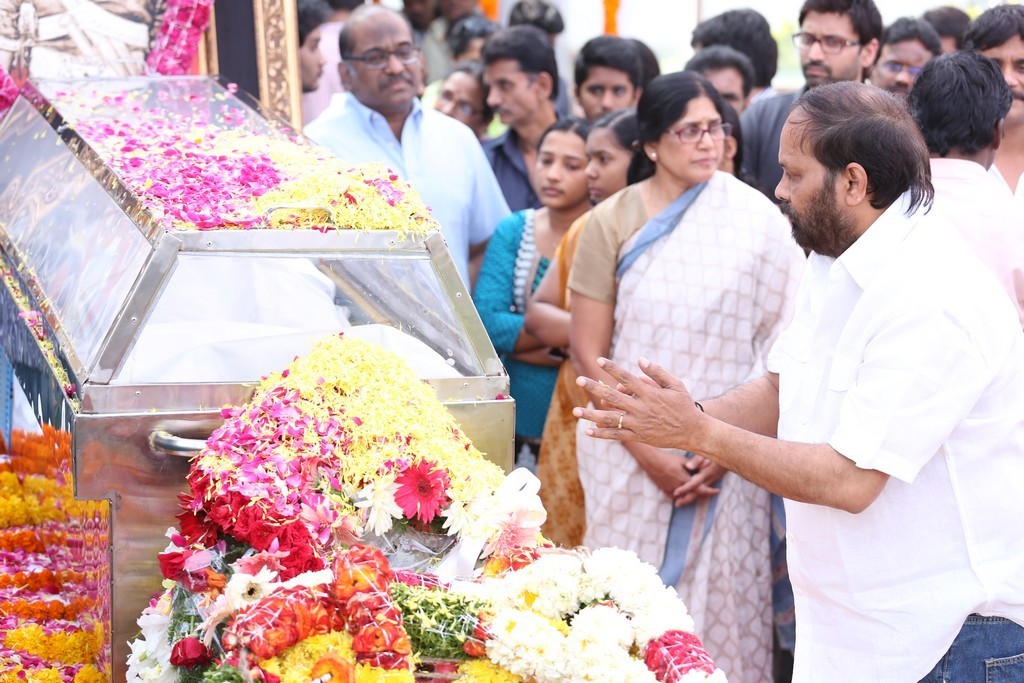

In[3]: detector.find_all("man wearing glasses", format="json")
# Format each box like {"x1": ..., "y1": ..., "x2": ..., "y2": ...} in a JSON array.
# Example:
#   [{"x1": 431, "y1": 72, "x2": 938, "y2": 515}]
[
  {"x1": 868, "y1": 17, "x2": 941, "y2": 101},
  {"x1": 305, "y1": 4, "x2": 509, "y2": 287},
  {"x1": 740, "y1": 0, "x2": 881, "y2": 201}
]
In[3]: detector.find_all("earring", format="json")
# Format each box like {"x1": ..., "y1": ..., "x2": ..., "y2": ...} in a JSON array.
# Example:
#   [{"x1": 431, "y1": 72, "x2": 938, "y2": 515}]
[{"x1": 650, "y1": 152, "x2": 657, "y2": 161}]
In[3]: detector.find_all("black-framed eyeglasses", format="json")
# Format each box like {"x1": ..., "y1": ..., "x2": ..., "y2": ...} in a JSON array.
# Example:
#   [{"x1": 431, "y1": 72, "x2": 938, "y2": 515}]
[
  {"x1": 669, "y1": 122, "x2": 732, "y2": 144},
  {"x1": 343, "y1": 43, "x2": 420, "y2": 69},
  {"x1": 792, "y1": 32, "x2": 861, "y2": 54},
  {"x1": 880, "y1": 61, "x2": 924, "y2": 77}
]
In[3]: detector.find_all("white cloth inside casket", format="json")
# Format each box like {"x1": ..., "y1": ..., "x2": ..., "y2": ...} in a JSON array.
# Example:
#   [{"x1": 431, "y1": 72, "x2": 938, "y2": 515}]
[{"x1": 114, "y1": 257, "x2": 461, "y2": 383}]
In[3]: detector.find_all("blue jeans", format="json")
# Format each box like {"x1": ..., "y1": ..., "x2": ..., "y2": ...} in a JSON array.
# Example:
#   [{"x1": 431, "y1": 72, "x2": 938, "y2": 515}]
[{"x1": 919, "y1": 615, "x2": 1024, "y2": 683}]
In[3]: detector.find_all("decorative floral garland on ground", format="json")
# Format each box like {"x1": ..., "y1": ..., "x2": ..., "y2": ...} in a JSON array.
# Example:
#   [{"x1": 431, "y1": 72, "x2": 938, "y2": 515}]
[
  {"x1": 0, "y1": 430, "x2": 108, "y2": 682},
  {"x1": 57, "y1": 89, "x2": 438, "y2": 233},
  {"x1": 0, "y1": 64, "x2": 17, "y2": 121}
]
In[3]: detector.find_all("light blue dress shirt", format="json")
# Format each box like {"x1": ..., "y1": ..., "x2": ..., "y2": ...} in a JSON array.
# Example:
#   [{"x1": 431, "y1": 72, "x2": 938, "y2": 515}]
[{"x1": 304, "y1": 94, "x2": 510, "y2": 284}]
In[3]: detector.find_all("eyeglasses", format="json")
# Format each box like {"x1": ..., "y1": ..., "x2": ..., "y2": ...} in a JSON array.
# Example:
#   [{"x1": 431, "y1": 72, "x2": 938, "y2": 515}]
[
  {"x1": 438, "y1": 90, "x2": 480, "y2": 118},
  {"x1": 880, "y1": 61, "x2": 924, "y2": 77},
  {"x1": 669, "y1": 122, "x2": 732, "y2": 144},
  {"x1": 343, "y1": 44, "x2": 420, "y2": 69},
  {"x1": 792, "y1": 32, "x2": 861, "y2": 54}
]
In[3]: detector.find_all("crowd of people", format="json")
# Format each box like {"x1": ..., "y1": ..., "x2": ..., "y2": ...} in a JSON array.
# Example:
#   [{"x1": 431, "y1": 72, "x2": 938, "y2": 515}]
[{"x1": 294, "y1": 1, "x2": 1024, "y2": 681}]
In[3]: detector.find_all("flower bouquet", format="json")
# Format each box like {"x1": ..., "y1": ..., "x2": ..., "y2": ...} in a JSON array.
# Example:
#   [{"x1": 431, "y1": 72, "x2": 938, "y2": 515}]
[{"x1": 126, "y1": 333, "x2": 727, "y2": 682}]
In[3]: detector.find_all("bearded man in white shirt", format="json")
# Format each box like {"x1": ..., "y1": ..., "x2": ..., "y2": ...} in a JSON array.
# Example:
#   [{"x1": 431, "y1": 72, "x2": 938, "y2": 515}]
[{"x1": 574, "y1": 81, "x2": 1024, "y2": 682}]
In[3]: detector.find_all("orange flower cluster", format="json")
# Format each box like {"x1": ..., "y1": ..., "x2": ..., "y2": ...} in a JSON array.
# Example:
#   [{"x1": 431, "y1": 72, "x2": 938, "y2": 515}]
[
  {"x1": 0, "y1": 568, "x2": 84, "y2": 591},
  {"x1": 0, "y1": 595, "x2": 94, "y2": 622},
  {"x1": 0, "y1": 528, "x2": 46, "y2": 553}
]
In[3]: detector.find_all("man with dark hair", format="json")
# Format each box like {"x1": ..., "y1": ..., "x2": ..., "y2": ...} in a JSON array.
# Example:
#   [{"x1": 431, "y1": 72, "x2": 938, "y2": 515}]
[
  {"x1": 403, "y1": 0, "x2": 448, "y2": 84},
  {"x1": 691, "y1": 9, "x2": 778, "y2": 102},
  {"x1": 630, "y1": 38, "x2": 661, "y2": 91},
  {"x1": 965, "y1": 4, "x2": 1024, "y2": 203},
  {"x1": 305, "y1": 5, "x2": 509, "y2": 285},
  {"x1": 298, "y1": 0, "x2": 331, "y2": 95},
  {"x1": 869, "y1": 16, "x2": 941, "y2": 100},
  {"x1": 481, "y1": 25, "x2": 559, "y2": 211},
  {"x1": 685, "y1": 45, "x2": 755, "y2": 115},
  {"x1": 573, "y1": 36, "x2": 643, "y2": 121},
  {"x1": 740, "y1": 0, "x2": 881, "y2": 201},
  {"x1": 575, "y1": 80, "x2": 1024, "y2": 682},
  {"x1": 909, "y1": 50, "x2": 1024, "y2": 325},
  {"x1": 301, "y1": 0, "x2": 364, "y2": 124},
  {"x1": 922, "y1": 5, "x2": 971, "y2": 53}
]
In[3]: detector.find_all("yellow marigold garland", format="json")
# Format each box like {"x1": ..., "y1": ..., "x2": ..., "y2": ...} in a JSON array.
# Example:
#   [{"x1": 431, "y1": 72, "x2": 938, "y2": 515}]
[{"x1": 1, "y1": 623, "x2": 104, "y2": 665}]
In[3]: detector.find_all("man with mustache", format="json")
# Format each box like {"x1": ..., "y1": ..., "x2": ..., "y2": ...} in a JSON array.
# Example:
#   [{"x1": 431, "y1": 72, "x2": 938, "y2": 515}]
[
  {"x1": 305, "y1": 4, "x2": 509, "y2": 286},
  {"x1": 965, "y1": 5, "x2": 1024, "y2": 204},
  {"x1": 481, "y1": 25, "x2": 559, "y2": 212},
  {"x1": 868, "y1": 16, "x2": 941, "y2": 101},
  {"x1": 574, "y1": 81, "x2": 1024, "y2": 682},
  {"x1": 740, "y1": 0, "x2": 880, "y2": 201}
]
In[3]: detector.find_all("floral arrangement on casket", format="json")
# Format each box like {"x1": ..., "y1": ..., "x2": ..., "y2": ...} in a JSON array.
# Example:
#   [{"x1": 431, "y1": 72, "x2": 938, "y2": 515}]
[
  {"x1": 126, "y1": 333, "x2": 727, "y2": 682},
  {"x1": 60, "y1": 87, "x2": 439, "y2": 234}
]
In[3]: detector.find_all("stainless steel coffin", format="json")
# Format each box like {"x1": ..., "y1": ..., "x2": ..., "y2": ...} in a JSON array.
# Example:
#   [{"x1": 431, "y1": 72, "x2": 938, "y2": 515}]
[{"x1": 0, "y1": 76, "x2": 513, "y2": 680}]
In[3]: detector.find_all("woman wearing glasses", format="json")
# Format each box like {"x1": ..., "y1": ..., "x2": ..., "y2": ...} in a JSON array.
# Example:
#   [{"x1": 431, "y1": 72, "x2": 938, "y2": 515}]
[{"x1": 568, "y1": 71, "x2": 804, "y2": 682}]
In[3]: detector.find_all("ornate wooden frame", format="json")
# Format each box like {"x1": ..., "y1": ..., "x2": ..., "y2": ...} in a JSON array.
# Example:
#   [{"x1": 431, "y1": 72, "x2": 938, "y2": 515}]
[{"x1": 200, "y1": 0, "x2": 303, "y2": 129}]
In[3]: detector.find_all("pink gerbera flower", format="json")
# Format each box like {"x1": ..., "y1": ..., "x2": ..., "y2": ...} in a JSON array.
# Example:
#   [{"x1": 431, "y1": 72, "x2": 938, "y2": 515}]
[{"x1": 394, "y1": 460, "x2": 450, "y2": 524}]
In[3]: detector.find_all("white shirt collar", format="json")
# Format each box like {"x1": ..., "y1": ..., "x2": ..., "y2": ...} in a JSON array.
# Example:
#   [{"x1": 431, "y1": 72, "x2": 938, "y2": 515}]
[
  {"x1": 929, "y1": 156, "x2": 991, "y2": 182},
  {"x1": 833, "y1": 192, "x2": 921, "y2": 291},
  {"x1": 345, "y1": 93, "x2": 422, "y2": 129}
]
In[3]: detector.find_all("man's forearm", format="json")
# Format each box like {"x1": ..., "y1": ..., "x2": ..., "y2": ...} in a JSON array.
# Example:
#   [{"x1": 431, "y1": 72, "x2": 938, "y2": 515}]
[{"x1": 702, "y1": 374, "x2": 780, "y2": 438}]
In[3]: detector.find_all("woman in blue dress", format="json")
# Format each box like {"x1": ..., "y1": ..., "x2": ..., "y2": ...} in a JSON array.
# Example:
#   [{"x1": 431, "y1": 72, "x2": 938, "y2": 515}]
[{"x1": 474, "y1": 117, "x2": 593, "y2": 468}]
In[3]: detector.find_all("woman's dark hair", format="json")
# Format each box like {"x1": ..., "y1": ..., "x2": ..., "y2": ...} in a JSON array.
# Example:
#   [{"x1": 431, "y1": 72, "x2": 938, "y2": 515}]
[
  {"x1": 446, "y1": 60, "x2": 496, "y2": 122},
  {"x1": 537, "y1": 116, "x2": 594, "y2": 151},
  {"x1": 591, "y1": 108, "x2": 638, "y2": 154},
  {"x1": 446, "y1": 14, "x2": 497, "y2": 61},
  {"x1": 791, "y1": 81, "x2": 933, "y2": 213},
  {"x1": 691, "y1": 9, "x2": 777, "y2": 89},
  {"x1": 719, "y1": 101, "x2": 745, "y2": 181},
  {"x1": 627, "y1": 71, "x2": 726, "y2": 184},
  {"x1": 798, "y1": 0, "x2": 883, "y2": 47},
  {"x1": 963, "y1": 4, "x2": 1024, "y2": 52},
  {"x1": 482, "y1": 25, "x2": 560, "y2": 101},
  {"x1": 908, "y1": 51, "x2": 1012, "y2": 157}
]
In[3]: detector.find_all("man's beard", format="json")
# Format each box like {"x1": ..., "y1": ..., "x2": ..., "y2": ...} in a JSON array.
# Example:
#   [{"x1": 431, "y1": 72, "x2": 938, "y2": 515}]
[{"x1": 779, "y1": 174, "x2": 859, "y2": 258}]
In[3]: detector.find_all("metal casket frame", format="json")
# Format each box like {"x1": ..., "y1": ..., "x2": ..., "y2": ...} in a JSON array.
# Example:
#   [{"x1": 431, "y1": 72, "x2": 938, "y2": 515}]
[{"x1": 0, "y1": 76, "x2": 513, "y2": 680}]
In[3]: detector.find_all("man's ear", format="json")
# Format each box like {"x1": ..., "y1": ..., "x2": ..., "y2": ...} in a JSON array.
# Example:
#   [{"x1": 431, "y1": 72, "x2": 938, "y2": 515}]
[
  {"x1": 993, "y1": 118, "x2": 1006, "y2": 152},
  {"x1": 535, "y1": 71, "x2": 555, "y2": 100},
  {"x1": 859, "y1": 38, "x2": 880, "y2": 76},
  {"x1": 339, "y1": 62, "x2": 353, "y2": 90},
  {"x1": 840, "y1": 162, "x2": 870, "y2": 207}
]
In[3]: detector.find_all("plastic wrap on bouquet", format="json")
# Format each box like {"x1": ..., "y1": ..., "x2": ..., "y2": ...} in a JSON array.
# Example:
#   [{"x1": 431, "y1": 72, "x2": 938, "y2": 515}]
[{"x1": 363, "y1": 525, "x2": 458, "y2": 573}]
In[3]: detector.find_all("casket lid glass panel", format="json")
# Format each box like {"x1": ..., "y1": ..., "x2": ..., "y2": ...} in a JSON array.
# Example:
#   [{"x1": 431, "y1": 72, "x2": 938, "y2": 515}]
[{"x1": 0, "y1": 76, "x2": 502, "y2": 405}]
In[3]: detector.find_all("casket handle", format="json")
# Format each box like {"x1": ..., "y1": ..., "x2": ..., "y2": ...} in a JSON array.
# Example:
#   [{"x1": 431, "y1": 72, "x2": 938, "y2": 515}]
[{"x1": 149, "y1": 430, "x2": 206, "y2": 458}]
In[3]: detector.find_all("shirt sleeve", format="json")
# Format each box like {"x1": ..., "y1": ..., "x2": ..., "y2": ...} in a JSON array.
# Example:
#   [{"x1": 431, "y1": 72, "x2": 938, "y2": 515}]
[
  {"x1": 567, "y1": 204, "x2": 623, "y2": 305},
  {"x1": 828, "y1": 308, "x2": 997, "y2": 484},
  {"x1": 473, "y1": 213, "x2": 526, "y2": 355}
]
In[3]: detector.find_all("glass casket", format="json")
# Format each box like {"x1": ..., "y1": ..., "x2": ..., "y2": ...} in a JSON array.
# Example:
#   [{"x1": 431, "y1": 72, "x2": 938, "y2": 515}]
[{"x1": 0, "y1": 76, "x2": 513, "y2": 679}]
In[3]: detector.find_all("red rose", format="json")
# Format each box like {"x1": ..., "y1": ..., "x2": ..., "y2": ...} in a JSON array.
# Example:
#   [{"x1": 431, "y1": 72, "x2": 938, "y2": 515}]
[
  {"x1": 157, "y1": 551, "x2": 187, "y2": 582},
  {"x1": 169, "y1": 637, "x2": 213, "y2": 668}
]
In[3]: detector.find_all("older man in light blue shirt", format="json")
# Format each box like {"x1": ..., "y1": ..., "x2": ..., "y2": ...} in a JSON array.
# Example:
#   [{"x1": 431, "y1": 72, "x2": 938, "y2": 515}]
[{"x1": 305, "y1": 4, "x2": 509, "y2": 286}]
